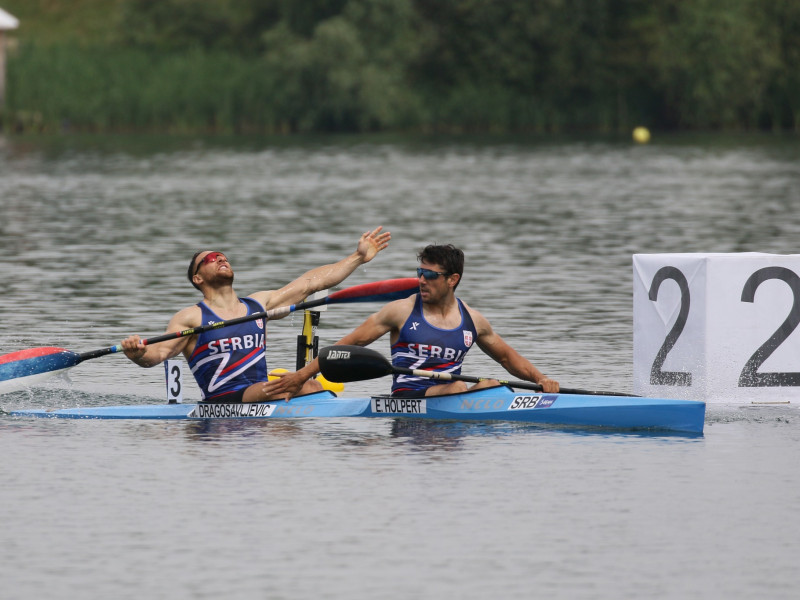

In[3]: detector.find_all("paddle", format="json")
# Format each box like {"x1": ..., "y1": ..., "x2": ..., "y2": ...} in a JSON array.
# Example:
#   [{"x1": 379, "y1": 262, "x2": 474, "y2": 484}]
[
  {"x1": 318, "y1": 345, "x2": 639, "y2": 397},
  {"x1": 0, "y1": 278, "x2": 418, "y2": 393}
]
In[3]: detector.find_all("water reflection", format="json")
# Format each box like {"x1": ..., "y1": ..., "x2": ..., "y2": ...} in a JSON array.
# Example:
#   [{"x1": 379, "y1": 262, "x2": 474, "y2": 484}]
[
  {"x1": 181, "y1": 418, "x2": 303, "y2": 442},
  {"x1": 389, "y1": 419, "x2": 471, "y2": 451},
  {"x1": 388, "y1": 417, "x2": 705, "y2": 446}
]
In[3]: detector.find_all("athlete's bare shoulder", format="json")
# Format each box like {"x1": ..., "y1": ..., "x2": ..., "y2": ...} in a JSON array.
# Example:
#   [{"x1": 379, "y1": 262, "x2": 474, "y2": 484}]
[
  {"x1": 459, "y1": 299, "x2": 492, "y2": 334},
  {"x1": 248, "y1": 290, "x2": 276, "y2": 310},
  {"x1": 377, "y1": 294, "x2": 417, "y2": 328},
  {"x1": 169, "y1": 304, "x2": 203, "y2": 330}
]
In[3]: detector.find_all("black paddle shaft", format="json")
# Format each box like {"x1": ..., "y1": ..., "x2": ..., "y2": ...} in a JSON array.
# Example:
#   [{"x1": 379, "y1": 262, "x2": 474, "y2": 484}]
[{"x1": 319, "y1": 345, "x2": 638, "y2": 397}]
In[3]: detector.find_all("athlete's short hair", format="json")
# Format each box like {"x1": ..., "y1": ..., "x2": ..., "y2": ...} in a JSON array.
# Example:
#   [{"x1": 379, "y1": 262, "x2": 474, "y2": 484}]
[
  {"x1": 187, "y1": 251, "x2": 205, "y2": 291},
  {"x1": 417, "y1": 244, "x2": 464, "y2": 289}
]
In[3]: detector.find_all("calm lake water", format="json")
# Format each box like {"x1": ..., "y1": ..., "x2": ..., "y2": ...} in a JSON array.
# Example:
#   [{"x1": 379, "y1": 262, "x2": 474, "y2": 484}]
[{"x1": 1, "y1": 133, "x2": 799, "y2": 599}]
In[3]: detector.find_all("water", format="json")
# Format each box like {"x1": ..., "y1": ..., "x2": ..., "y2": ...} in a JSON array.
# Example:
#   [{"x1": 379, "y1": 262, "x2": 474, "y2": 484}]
[{"x1": 1, "y1": 133, "x2": 799, "y2": 599}]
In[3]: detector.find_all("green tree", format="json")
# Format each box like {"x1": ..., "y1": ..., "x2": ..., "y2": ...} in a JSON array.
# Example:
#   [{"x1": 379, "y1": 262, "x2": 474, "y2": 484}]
[
  {"x1": 761, "y1": 0, "x2": 800, "y2": 130},
  {"x1": 116, "y1": 0, "x2": 349, "y2": 52},
  {"x1": 651, "y1": 0, "x2": 779, "y2": 129},
  {"x1": 260, "y1": 0, "x2": 422, "y2": 131}
]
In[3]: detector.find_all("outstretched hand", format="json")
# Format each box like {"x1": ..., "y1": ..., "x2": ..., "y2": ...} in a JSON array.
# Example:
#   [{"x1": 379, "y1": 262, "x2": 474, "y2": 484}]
[{"x1": 357, "y1": 226, "x2": 391, "y2": 263}]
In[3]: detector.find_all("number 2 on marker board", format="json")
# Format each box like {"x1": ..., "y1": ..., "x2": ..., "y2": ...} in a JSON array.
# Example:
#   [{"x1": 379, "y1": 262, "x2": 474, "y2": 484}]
[{"x1": 648, "y1": 265, "x2": 800, "y2": 388}]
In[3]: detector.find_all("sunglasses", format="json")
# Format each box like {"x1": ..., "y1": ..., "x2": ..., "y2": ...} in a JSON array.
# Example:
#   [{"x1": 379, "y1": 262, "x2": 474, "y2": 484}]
[
  {"x1": 416, "y1": 267, "x2": 449, "y2": 280},
  {"x1": 195, "y1": 252, "x2": 227, "y2": 275}
]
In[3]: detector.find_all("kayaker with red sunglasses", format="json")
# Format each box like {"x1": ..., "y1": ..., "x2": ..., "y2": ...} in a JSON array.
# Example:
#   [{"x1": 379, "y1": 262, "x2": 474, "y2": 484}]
[{"x1": 119, "y1": 227, "x2": 391, "y2": 403}]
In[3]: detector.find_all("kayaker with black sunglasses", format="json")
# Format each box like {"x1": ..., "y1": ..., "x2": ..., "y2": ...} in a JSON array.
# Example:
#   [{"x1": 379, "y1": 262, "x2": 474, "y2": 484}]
[{"x1": 263, "y1": 244, "x2": 559, "y2": 399}]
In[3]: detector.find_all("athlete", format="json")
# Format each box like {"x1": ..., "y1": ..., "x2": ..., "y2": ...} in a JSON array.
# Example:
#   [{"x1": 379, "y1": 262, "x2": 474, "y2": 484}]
[
  {"x1": 120, "y1": 227, "x2": 392, "y2": 402},
  {"x1": 261, "y1": 244, "x2": 559, "y2": 398}
]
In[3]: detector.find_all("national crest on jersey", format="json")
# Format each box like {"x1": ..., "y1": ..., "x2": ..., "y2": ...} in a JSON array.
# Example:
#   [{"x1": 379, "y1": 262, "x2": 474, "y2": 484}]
[
  {"x1": 390, "y1": 295, "x2": 478, "y2": 394},
  {"x1": 463, "y1": 330, "x2": 473, "y2": 347},
  {"x1": 189, "y1": 297, "x2": 268, "y2": 400}
]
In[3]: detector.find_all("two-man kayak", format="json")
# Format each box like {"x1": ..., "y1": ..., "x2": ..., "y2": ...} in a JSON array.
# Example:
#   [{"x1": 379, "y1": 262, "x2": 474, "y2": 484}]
[{"x1": 8, "y1": 387, "x2": 706, "y2": 433}]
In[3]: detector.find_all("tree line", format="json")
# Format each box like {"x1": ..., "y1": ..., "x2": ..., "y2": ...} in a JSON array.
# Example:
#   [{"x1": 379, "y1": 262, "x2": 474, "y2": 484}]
[{"x1": 4, "y1": 0, "x2": 799, "y2": 134}]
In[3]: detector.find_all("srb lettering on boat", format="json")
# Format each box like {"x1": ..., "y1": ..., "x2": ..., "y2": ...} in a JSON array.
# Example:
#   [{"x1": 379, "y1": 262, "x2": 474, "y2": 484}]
[
  {"x1": 509, "y1": 395, "x2": 542, "y2": 410},
  {"x1": 189, "y1": 403, "x2": 277, "y2": 418},
  {"x1": 509, "y1": 395, "x2": 557, "y2": 410},
  {"x1": 371, "y1": 397, "x2": 427, "y2": 414}
]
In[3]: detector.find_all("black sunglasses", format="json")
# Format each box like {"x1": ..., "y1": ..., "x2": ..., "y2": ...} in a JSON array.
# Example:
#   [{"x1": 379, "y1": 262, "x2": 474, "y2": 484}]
[{"x1": 416, "y1": 267, "x2": 449, "y2": 280}]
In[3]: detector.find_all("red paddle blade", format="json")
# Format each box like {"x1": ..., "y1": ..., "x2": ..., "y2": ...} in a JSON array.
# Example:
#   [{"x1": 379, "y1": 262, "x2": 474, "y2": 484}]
[
  {"x1": 0, "y1": 347, "x2": 69, "y2": 365},
  {"x1": 327, "y1": 278, "x2": 418, "y2": 303},
  {"x1": 0, "y1": 347, "x2": 82, "y2": 393}
]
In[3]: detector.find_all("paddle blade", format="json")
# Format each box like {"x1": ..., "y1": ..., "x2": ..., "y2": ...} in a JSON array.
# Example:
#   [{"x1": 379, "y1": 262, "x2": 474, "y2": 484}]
[
  {"x1": 0, "y1": 347, "x2": 82, "y2": 393},
  {"x1": 319, "y1": 345, "x2": 394, "y2": 383},
  {"x1": 326, "y1": 278, "x2": 418, "y2": 304}
]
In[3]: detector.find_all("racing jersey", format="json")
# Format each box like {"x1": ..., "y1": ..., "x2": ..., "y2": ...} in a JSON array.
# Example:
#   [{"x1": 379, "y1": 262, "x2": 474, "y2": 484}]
[
  {"x1": 189, "y1": 297, "x2": 267, "y2": 401},
  {"x1": 390, "y1": 295, "x2": 477, "y2": 395}
]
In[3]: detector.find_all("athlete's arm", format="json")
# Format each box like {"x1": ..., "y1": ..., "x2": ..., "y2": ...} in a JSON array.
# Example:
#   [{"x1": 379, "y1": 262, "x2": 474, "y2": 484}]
[
  {"x1": 469, "y1": 305, "x2": 560, "y2": 393},
  {"x1": 120, "y1": 306, "x2": 198, "y2": 367},
  {"x1": 250, "y1": 227, "x2": 391, "y2": 312}
]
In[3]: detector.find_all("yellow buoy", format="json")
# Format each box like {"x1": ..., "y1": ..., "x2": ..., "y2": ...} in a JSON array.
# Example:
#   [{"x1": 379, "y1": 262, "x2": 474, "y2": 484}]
[
  {"x1": 632, "y1": 127, "x2": 651, "y2": 144},
  {"x1": 316, "y1": 374, "x2": 344, "y2": 393}
]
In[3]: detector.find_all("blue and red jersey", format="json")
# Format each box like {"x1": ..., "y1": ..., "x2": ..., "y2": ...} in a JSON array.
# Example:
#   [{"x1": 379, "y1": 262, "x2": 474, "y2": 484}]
[
  {"x1": 188, "y1": 297, "x2": 268, "y2": 401},
  {"x1": 390, "y1": 295, "x2": 478, "y2": 395}
]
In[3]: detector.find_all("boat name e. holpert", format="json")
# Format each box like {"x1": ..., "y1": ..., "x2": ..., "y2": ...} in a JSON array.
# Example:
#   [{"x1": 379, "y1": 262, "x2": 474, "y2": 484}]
[
  {"x1": 189, "y1": 403, "x2": 277, "y2": 418},
  {"x1": 371, "y1": 397, "x2": 427, "y2": 414}
]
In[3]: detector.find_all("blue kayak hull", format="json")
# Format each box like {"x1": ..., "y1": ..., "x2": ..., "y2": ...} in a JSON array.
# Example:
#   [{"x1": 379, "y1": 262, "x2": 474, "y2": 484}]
[{"x1": 8, "y1": 388, "x2": 705, "y2": 433}]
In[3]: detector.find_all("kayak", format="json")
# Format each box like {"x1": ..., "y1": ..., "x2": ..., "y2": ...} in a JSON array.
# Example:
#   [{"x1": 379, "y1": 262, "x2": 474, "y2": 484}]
[{"x1": 8, "y1": 387, "x2": 706, "y2": 433}]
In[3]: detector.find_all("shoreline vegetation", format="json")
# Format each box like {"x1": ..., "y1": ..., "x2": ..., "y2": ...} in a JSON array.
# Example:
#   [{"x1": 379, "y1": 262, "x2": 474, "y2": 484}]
[{"x1": 1, "y1": 0, "x2": 799, "y2": 135}]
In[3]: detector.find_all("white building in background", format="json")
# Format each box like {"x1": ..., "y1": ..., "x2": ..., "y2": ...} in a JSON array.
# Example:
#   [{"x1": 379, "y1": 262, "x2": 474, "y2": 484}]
[{"x1": 0, "y1": 7, "x2": 20, "y2": 108}]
